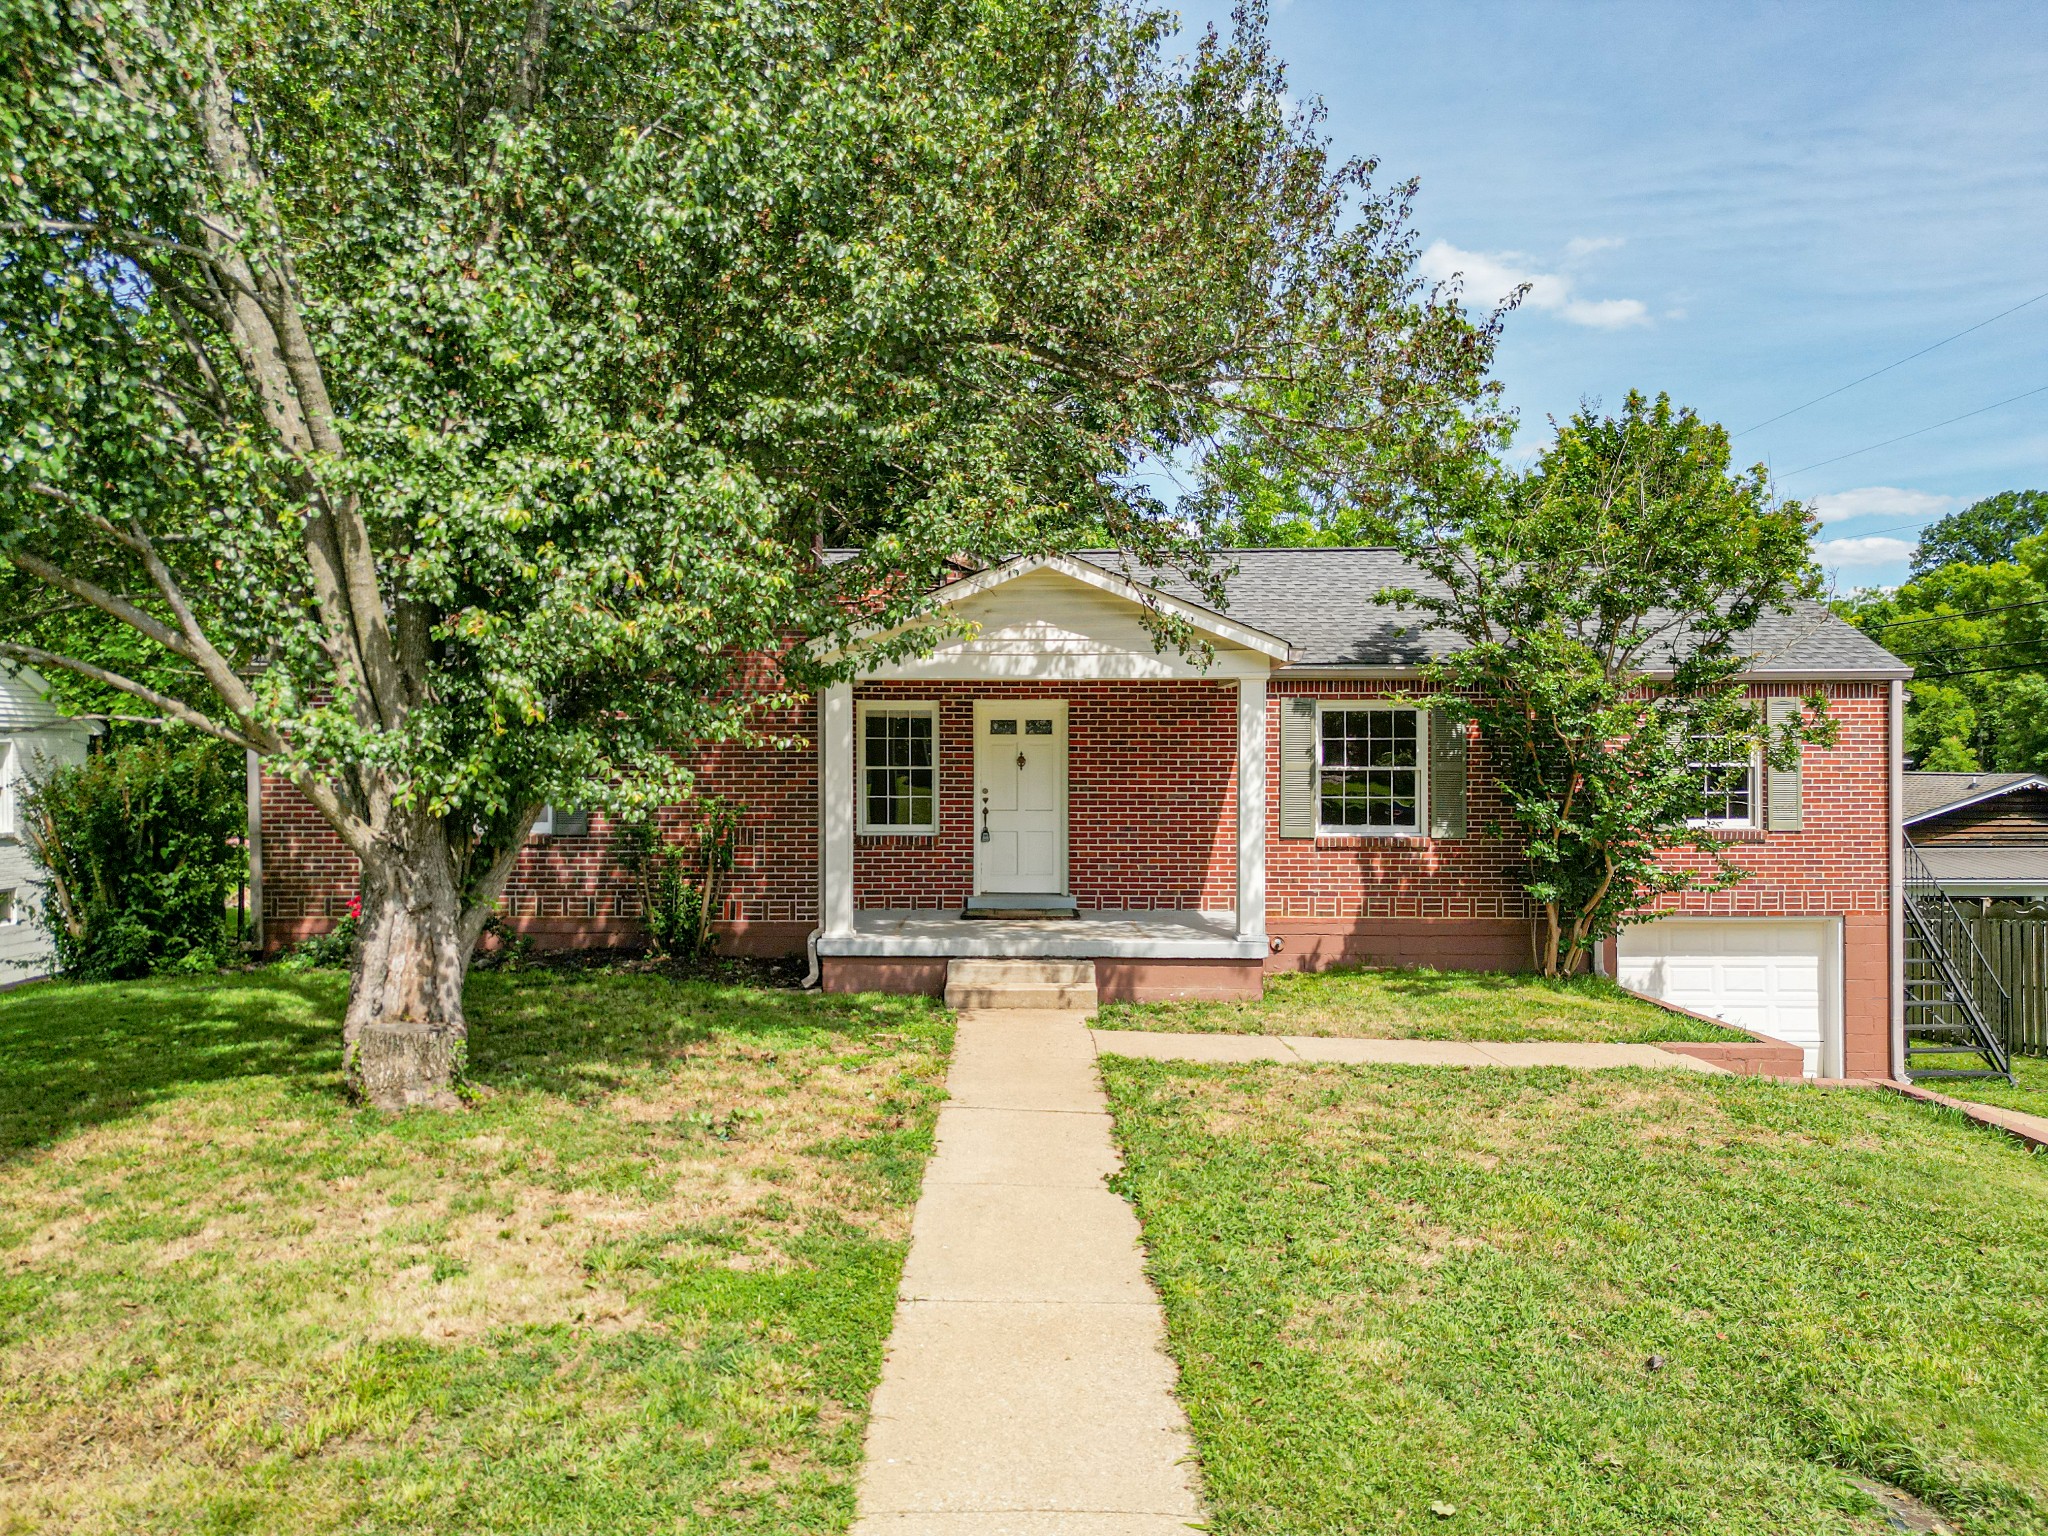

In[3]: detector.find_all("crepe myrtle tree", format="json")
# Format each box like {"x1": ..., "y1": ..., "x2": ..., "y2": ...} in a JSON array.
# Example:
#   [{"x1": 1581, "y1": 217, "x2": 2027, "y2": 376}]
[
  {"x1": 1385, "y1": 394, "x2": 1837, "y2": 976},
  {"x1": 1, "y1": 0, "x2": 1501, "y2": 1104}
]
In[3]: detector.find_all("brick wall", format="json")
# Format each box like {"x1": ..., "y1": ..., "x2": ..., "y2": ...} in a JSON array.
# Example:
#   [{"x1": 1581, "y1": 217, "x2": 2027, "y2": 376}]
[
  {"x1": 852, "y1": 680, "x2": 1238, "y2": 911},
  {"x1": 258, "y1": 698, "x2": 821, "y2": 950},
  {"x1": 261, "y1": 678, "x2": 1895, "y2": 1054}
]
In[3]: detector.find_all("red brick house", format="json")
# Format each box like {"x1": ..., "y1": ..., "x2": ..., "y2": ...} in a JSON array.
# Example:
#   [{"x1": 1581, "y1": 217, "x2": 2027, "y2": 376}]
[{"x1": 253, "y1": 549, "x2": 1912, "y2": 1079}]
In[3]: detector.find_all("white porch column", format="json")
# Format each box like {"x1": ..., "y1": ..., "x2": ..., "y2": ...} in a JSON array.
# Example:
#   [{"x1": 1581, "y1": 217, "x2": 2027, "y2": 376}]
[
  {"x1": 821, "y1": 682, "x2": 856, "y2": 938},
  {"x1": 1236, "y1": 676, "x2": 1268, "y2": 945}
]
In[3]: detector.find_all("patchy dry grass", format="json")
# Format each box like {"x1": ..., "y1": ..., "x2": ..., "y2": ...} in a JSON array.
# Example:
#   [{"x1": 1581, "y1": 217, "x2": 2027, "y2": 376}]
[
  {"x1": 1103, "y1": 1060, "x2": 2048, "y2": 1535},
  {"x1": 1096, "y1": 963, "x2": 1750, "y2": 1042},
  {"x1": 0, "y1": 969, "x2": 950, "y2": 1534}
]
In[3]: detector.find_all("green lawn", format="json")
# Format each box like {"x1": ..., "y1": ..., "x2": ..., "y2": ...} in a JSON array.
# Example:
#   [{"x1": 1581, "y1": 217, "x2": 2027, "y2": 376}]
[
  {"x1": 0, "y1": 969, "x2": 950, "y2": 1534},
  {"x1": 1103, "y1": 1058, "x2": 2048, "y2": 1535},
  {"x1": 1919, "y1": 1052, "x2": 2048, "y2": 1123},
  {"x1": 1096, "y1": 963, "x2": 1752, "y2": 1043}
]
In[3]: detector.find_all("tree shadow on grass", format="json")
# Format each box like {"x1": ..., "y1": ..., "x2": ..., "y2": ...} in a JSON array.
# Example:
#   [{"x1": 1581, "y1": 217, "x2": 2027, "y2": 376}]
[
  {"x1": 0, "y1": 967, "x2": 944, "y2": 1163},
  {"x1": 0, "y1": 971, "x2": 346, "y2": 1163},
  {"x1": 463, "y1": 971, "x2": 945, "y2": 1104}
]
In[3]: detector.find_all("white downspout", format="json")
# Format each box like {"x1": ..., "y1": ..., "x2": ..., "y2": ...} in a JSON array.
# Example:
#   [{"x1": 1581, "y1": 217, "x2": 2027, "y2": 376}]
[{"x1": 1889, "y1": 678, "x2": 1906, "y2": 1081}]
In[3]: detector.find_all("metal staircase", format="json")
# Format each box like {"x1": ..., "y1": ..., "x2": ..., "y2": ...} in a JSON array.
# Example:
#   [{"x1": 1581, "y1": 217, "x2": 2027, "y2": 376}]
[{"x1": 1902, "y1": 839, "x2": 2013, "y2": 1083}]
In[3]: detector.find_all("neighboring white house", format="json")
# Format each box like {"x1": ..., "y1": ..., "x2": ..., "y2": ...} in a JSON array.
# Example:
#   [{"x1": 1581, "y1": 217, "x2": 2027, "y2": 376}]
[{"x1": 0, "y1": 667, "x2": 98, "y2": 981}]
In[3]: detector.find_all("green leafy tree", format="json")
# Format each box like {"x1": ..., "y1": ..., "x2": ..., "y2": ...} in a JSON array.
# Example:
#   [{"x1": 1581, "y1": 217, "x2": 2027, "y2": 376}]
[
  {"x1": 1839, "y1": 532, "x2": 2048, "y2": 773},
  {"x1": 1911, "y1": 489, "x2": 2048, "y2": 573},
  {"x1": 0, "y1": 0, "x2": 1498, "y2": 1104},
  {"x1": 1382, "y1": 393, "x2": 1834, "y2": 976}
]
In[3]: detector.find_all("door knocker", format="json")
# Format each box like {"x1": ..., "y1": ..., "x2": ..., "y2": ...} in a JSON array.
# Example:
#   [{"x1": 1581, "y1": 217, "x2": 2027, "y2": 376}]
[
  {"x1": 980, "y1": 786, "x2": 990, "y2": 842},
  {"x1": 1016, "y1": 752, "x2": 1027, "y2": 770}
]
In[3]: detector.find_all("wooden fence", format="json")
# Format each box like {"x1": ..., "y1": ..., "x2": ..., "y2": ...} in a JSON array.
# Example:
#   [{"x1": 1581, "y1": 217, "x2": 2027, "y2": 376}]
[{"x1": 1959, "y1": 905, "x2": 2048, "y2": 1057}]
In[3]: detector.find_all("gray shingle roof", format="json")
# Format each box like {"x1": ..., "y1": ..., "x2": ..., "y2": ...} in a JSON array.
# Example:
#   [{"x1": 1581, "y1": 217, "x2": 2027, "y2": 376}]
[
  {"x1": 1082, "y1": 548, "x2": 1910, "y2": 677},
  {"x1": 1903, "y1": 771, "x2": 2048, "y2": 823},
  {"x1": 825, "y1": 546, "x2": 1911, "y2": 678},
  {"x1": 1915, "y1": 844, "x2": 2048, "y2": 888}
]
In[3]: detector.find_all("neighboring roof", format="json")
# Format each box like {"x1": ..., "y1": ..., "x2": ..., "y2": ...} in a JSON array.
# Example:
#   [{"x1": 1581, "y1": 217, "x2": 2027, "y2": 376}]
[
  {"x1": 0, "y1": 665, "x2": 64, "y2": 732},
  {"x1": 1916, "y1": 844, "x2": 2048, "y2": 888},
  {"x1": 823, "y1": 547, "x2": 1908, "y2": 677},
  {"x1": 1903, "y1": 771, "x2": 2048, "y2": 824}
]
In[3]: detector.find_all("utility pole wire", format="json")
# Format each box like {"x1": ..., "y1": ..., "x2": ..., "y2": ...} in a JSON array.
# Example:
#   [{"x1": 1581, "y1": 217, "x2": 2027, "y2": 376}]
[
  {"x1": 1778, "y1": 382, "x2": 2048, "y2": 478},
  {"x1": 1739, "y1": 287, "x2": 2048, "y2": 436}
]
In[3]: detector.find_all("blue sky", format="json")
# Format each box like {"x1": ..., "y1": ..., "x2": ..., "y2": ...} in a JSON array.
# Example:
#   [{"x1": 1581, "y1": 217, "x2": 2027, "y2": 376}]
[{"x1": 1171, "y1": 1, "x2": 2048, "y2": 590}]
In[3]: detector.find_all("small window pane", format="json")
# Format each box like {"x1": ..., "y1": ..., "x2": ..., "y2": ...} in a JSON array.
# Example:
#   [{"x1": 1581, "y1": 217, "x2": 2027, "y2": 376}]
[
  {"x1": 1025, "y1": 718, "x2": 1053, "y2": 735},
  {"x1": 989, "y1": 719, "x2": 1018, "y2": 735},
  {"x1": 864, "y1": 710, "x2": 937, "y2": 830},
  {"x1": 1690, "y1": 753, "x2": 1755, "y2": 826},
  {"x1": 1319, "y1": 709, "x2": 1420, "y2": 832}
]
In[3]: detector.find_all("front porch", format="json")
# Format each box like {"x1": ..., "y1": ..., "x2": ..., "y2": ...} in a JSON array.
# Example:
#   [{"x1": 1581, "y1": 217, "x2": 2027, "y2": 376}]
[
  {"x1": 819, "y1": 907, "x2": 1263, "y2": 960},
  {"x1": 811, "y1": 555, "x2": 1289, "y2": 1000},
  {"x1": 816, "y1": 909, "x2": 1267, "y2": 1001}
]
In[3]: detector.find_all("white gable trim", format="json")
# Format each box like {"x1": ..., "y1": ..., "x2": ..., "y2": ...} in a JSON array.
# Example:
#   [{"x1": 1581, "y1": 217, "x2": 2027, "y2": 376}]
[{"x1": 817, "y1": 552, "x2": 1295, "y2": 670}]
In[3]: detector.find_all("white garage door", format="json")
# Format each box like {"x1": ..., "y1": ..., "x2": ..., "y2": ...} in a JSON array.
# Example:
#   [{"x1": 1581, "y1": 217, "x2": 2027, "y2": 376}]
[{"x1": 1616, "y1": 919, "x2": 1839, "y2": 1078}]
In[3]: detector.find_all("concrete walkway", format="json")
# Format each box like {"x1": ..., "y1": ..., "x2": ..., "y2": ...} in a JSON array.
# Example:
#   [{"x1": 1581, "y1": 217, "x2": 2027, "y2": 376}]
[
  {"x1": 1091, "y1": 1030, "x2": 1729, "y2": 1072},
  {"x1": 852, "y1": 1008, "x2": 1206, "y2": 1536}
]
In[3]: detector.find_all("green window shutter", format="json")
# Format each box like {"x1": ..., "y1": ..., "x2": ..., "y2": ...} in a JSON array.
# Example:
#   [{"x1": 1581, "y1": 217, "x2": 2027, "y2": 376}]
[
  {"x1": 1279, "y1": 696, "x2": 1319, "y2": 839},
  {"x1": 1765, "y1": 698, "x2": 1803, "y2": 832},
  {"x1": 1429, "y1": 709, "x2": 1467, "y2": 839}
]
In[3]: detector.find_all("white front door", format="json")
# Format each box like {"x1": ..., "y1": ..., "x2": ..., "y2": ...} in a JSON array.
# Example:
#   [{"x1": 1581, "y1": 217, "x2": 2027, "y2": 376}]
[{"x1": 973, "y1": 700, "x2": 1068, "y2": 895}]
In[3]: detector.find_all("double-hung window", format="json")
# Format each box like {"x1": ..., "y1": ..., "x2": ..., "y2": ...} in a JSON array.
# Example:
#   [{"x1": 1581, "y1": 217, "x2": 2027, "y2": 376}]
[
  {"x1": 1317, "y1": 704, "x2": 1426, "y2": 834},
  {"x1": 1687, "y1": 740, "x2": 1759, "y2": 829},
  {"x1": 859, "y1": 703, "x2": 938, "y2": 834}
]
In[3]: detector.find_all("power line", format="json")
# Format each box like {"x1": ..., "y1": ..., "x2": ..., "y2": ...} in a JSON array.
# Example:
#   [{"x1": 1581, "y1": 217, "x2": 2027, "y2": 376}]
[
  {"x1": 1910, "y1": 659, "x2": 2048, "y2": 681},
  {"x1": 1890, "y1": 638, "x2": 2048, "y2": 665},
  {"x1": 1866, "y1": 596, "x2": 2048, "y2": 631},
  {"x1": 1738, "y1": 287, "x2": 2048, "y2": 436},
  {"x1": 1778, "y1": 382, "x2": 2048, "y2": 478}
]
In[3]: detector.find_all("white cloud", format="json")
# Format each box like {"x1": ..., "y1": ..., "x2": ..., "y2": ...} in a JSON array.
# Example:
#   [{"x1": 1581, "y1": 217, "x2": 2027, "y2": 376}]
[
  {"x1": 1816, "y1": 535, "x2": 1917, "y2": 567},
  {"x1": 1417, "y1": 240, "x2": 1650, "y2": 330},
  {"x1": 1807, "y1": 485, "x2": 1959, "y2": 525},
  {"x1": 1565, "y1": 235, "x2": 1626, "y2": 259}
]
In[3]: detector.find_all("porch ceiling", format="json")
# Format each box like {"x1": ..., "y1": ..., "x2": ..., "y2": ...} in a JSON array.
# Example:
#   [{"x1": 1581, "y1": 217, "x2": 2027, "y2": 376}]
[{"x1": 817, "y1": 908, "x2": 1264, "y2": 960}]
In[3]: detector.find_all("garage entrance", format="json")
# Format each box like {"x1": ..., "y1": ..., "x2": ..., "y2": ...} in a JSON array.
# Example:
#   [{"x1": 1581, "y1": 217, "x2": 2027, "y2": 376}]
[{"x1": 1616, "y1": 918, "x2": 1843, "y2": 1078}]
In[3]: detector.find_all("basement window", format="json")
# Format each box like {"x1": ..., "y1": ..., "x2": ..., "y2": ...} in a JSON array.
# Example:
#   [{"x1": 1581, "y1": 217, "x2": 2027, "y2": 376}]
[{"x1": 859, "y1": 703, "x2": 938, "y2": 834}]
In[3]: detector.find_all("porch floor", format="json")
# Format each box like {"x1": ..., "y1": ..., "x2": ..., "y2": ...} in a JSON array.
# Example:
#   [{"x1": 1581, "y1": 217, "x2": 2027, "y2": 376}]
[{"x1": 820, "y1": 908, "x2": 1264, "y2": 960}]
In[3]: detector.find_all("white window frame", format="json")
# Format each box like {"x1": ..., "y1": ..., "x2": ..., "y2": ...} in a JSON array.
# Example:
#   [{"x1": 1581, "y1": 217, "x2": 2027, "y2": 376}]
[
  {"x1": 857, "y1": 701, "x2": 940, "y2": 835},
  {"x1": 1315, "y1": 702, "x2": 1429, "y2": 838},
  {"x1": 0, "y1": 743, "x2": 16, "y2": 839},
  {"x1": 0, "y1": 888, "x2": 16, "y2": 926},
  {"x1": 1687, "y1": 745, "x2": 1762, "y2": 830},
  {"x1": 531, "y1": 805, "x2": 555, "y2": 837}
]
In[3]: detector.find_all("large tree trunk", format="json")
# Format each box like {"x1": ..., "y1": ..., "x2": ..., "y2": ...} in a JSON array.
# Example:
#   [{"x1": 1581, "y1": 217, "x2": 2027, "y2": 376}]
[{"x1": 343, "y1": 824, "x2": 472, "y2": 1111}]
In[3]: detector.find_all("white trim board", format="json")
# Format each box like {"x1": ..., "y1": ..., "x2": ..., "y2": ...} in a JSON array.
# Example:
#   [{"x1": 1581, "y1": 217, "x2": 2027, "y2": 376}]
[{"x1": 819, "y1": 556, "x2": 1294, "y2": 680}]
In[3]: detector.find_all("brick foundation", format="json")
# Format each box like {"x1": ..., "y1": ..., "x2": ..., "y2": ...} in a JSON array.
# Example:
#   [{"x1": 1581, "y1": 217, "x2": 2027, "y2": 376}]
[
  {"x1": 1267, "y1": 917, "x2": 1531, "y2": 972},
  {"x1": 1095, "y1": 958, "x2": 1264, "y2": 1002}
]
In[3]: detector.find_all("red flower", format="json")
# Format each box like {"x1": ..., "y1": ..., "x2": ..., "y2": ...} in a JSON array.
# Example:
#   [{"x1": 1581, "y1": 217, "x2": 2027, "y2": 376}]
[{"x1": 346, "y1": 894, "x2": 362, "y2": 921}]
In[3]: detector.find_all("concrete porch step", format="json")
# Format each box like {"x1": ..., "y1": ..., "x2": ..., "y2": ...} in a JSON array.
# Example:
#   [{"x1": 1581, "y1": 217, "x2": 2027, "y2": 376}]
[{"x1": 944, "y1": 958, "x2": 1098, "y2": 1012}]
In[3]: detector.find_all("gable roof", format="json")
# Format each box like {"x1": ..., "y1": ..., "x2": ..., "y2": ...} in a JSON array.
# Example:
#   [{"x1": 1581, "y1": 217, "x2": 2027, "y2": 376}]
[
  {"x1": 814, "y1": 551, "x2": 1294, "y2": 667},
  {"x1": 1903, "y1": 771, "x2": 2048, "y2": 824},
  {"x1": 821, "y1": 546, "x2": 1908, "y2": 678}
]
